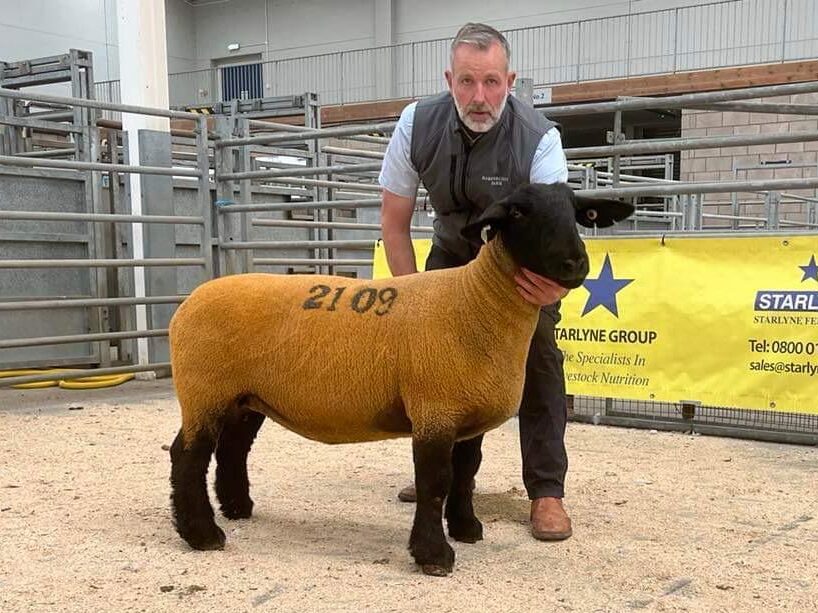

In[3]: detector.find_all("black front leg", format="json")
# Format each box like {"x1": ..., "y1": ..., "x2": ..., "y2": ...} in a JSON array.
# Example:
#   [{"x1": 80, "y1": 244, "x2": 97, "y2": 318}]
[
  {"x1": 445, "y1": 434, "x2": 483, "y2": 543},
  {"x1": 409, "y1": 437, "x2": 455, "y2": 576}
]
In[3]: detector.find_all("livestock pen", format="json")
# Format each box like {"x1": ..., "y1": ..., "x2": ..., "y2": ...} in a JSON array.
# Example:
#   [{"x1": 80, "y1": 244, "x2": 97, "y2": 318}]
[{"x1": 1, "y1": 78, "x2": 817, "y2": 610}]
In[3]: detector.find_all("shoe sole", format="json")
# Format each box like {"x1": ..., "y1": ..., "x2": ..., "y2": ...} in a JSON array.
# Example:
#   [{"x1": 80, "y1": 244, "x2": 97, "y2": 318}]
[{"x1": 531, "y1": 528, "x2": 573, "y2": 541}]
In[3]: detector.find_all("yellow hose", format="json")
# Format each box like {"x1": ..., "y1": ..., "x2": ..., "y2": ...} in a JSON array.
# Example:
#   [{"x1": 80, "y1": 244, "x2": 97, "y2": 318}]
[{"x1": 0, "y1": 369, "x2": 135, "y2": 390}]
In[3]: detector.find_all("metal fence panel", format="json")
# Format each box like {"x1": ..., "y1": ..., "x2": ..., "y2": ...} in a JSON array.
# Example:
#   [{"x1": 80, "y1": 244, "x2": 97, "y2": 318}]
[
  {"x1": 785, "y1": 0, "x2": 818, "y2": 60},
  {"x1": 0, "y1": 172, "x2": 95, "y2": 368}
]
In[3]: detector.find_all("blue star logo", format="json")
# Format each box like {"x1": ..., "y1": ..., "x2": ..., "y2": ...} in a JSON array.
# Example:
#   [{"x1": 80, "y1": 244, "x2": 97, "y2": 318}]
[
  {"x1": 581, "y1": 254, "x2": 634, "y2": 317},
  {"x1": 800, "y1": 255, "x2": 818, "y2": 282}
]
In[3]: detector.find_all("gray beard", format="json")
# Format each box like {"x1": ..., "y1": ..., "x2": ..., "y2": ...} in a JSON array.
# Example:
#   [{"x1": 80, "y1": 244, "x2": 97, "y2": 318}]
[{"x1": 453, "y1": 91, "x2": 508, "y2": 133}]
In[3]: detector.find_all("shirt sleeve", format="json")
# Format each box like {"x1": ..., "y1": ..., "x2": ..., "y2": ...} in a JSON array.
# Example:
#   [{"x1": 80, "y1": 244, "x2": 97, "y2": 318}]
[
  {"x1": 378, "y1": 102, "x2": 420, "y2": 198},
  {"x1": 530, "y1": 127, "x2": 568, "y2": 184}
]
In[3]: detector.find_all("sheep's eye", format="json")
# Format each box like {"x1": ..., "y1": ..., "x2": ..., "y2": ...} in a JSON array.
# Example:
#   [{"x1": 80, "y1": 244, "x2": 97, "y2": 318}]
[{"x1": 509, "y1": 207, "x2": 524, "y2": 219}]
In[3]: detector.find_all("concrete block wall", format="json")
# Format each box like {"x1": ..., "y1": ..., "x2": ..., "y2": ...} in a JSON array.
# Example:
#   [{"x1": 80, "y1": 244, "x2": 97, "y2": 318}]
[{"x1": 680, "y1": 92, "x2": 818, "y2": 225}]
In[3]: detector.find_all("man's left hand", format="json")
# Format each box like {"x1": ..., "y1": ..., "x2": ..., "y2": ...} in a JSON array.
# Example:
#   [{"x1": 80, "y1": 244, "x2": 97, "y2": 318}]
[{"x1": 514, "y1": 268, "x2": 569, "y2": 306}]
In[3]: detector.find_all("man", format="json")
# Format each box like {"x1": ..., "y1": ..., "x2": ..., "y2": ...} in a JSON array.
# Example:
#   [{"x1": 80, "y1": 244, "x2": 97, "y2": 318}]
[{"x1": 378, "y1": 22, "x2": 573, "y2": 541}]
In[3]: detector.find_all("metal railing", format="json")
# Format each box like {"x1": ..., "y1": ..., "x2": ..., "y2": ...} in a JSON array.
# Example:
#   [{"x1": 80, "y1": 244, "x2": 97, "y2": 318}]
[
  {"x1": 2, "y1": 81, "x2": 817, "y2": 443},
  {"x1": 0, "y1": 86, "x2": 212, "y2": 386},
  {"x1": 95, "y1": 0, "x2": 818, "y2": 108}
]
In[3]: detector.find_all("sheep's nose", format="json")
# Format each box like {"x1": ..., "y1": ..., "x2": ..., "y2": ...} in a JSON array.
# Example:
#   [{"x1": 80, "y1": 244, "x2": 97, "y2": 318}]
[{"x1": 561, "y1": 257, "x2": 589, "y2": 278}]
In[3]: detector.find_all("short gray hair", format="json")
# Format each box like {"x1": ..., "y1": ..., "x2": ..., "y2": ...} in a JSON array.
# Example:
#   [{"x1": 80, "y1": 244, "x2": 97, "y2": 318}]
[{"x1": 450, "y1": 23, "x2": 511, "y2": 69}]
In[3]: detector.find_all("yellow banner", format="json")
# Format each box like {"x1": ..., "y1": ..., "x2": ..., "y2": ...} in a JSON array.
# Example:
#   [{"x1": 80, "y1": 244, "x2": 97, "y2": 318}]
[
  {"x1": 373, "y1": 235, "x2": 818, "y2": 414},
  {"x1": 561, "y1": 235, "x2": 818, "y2": 414}
]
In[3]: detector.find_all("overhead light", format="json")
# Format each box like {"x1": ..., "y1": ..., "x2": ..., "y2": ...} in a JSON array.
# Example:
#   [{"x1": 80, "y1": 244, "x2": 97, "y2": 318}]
[{"x1": 227, "y1": 42, "x2": 240, "y2": 51}]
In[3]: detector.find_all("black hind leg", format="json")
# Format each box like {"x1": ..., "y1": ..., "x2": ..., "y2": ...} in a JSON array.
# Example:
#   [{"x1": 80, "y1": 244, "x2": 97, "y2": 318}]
[
  {"x1": 170, "y1": 428, "x2": 225, "y2": 550},
  {"x1": 215, "y1": 410, "x2": 266, "y2": 519},
  {"x1": 445, "y1": 434, "x2": 484, "y2": 543}
]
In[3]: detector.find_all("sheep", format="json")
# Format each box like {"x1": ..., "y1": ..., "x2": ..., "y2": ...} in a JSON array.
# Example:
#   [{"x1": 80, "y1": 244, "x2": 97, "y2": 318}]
[{"x1": 168, "y1": 182, "x2": 633, "y2": 576}]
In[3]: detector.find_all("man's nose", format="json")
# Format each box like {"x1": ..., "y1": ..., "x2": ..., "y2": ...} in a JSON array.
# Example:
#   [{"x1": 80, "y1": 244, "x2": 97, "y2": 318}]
[{"x1": 472, "y1": 82, "x2": 485, "y2": 104}]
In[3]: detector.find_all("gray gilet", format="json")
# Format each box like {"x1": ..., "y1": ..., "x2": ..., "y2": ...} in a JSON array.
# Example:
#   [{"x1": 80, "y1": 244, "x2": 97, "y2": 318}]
[{"x1": 410, "y1": 91, "x2": 556, "y2": 261}]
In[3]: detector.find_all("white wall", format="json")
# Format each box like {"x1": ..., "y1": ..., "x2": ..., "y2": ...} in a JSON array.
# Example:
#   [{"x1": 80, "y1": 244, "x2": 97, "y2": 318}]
[
  {"x1": 0, "y1": 0, "x2": 118, "y2": 81},
  {"x1": 393, "y1": 0, "x2": 719, "y2": 42},
  {"x1": 1, "y1": 0, "x2": 812, "y2": 93},
  {"x1": 192, "y1": 0, "x2": 377, "y2": 64},
  {"x1": 166, "y1": 0, "x2": 197, "y2": 74},
  {"x1": 185, "y1": 0, "x2": 728, "y2": 64}
]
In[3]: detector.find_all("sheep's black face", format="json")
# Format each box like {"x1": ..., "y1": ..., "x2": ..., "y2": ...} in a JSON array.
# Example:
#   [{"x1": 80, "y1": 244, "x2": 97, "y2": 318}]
[
  {"x1": 461, "y1": 183, "x2": 634, "y2": 289},
  {"x1": 499, "y1": 183, "x2": 589, "y2": 289}
]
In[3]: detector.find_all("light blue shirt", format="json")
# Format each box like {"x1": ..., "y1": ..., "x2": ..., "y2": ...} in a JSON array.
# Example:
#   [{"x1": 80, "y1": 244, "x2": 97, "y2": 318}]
[{"x1": 378, "y1": 101, "x2": 569, "y2": 198}]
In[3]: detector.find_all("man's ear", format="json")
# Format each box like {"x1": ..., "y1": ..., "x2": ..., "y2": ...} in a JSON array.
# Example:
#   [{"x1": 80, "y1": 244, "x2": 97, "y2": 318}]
[{"x1": 574, "y1": 195, "x2": 635, "y2": 228}]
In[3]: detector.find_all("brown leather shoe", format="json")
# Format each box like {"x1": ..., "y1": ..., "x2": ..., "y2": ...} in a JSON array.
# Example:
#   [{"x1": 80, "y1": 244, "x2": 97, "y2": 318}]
[
  {"x1": 397, "y1": 479, "x2": 476, "y2": 503},
  {"x1": 530, "y1": 497, "x2": 573, "y2": 541}
]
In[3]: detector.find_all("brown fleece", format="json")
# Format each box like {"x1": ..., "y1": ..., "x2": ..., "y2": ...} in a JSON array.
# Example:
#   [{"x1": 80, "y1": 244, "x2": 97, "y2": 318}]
[{"x1": 169, "y1": 235, "x2": 539, "y2": 448}]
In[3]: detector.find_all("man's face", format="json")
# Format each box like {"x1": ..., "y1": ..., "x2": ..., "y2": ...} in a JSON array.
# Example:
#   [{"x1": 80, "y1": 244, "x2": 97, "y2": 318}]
[{"x1": 445, "y1": 41, "x2": 516, "y2": 133}]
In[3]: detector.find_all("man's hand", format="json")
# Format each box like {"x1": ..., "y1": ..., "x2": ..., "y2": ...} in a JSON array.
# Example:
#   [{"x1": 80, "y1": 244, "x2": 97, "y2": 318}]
[{"x1": 514, "y1": 268, "x2": 569, "y2": 306}]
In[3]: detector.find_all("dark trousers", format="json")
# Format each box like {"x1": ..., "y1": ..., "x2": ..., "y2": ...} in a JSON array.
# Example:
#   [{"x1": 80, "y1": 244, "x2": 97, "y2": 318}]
[{"x1": 425, "y1": 245, "x2": 568, "y2": 499}]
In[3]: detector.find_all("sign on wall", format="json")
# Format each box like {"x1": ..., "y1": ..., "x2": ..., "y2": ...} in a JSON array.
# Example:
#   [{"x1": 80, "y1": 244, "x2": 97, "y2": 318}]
[{"x1": 373, "y1": 235, "x2": 818, "y2": 415}]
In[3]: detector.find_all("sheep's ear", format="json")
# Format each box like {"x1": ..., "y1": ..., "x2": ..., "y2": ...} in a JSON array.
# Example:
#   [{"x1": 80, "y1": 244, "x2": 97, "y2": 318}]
[
  {"x1": 461, "y1": 197, "x2": 522, "y2": 243},
  {"x1": 574, "y1": 195, "x2": 635, "y2": 228}
]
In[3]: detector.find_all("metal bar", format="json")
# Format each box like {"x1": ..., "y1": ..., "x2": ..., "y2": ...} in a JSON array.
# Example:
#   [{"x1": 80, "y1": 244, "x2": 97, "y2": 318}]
[
  {"x1": 0, "y1": 115, "x2": 83, "y2": 134},
  {"x1": 576, "y1": 177, "x2": 818, "y2": 198},
  {"x1": 612, "y1": 110, "x2": 622, "y2": 187},
  {"x1": 222, "y1": 239, "x2": 376, "y2": 250},
  {"x1": 0, "y1": 258, "x2": 204, "y2": 269},
  {"x1": 220, "y1": 161, "x2": 382, "y2": 181},
  {"x1": 630, "y1": 210, "x2": 684, "y2": 218},
  {"x1": 322, "y1": 146, "x2": 385, "y2": 159},
  {"x1": 195, "y1": 115, "x2": 214, "y2": 281},
  {"x1": 569, "y1": 414, "x2": 818, "y2": 446},
  {"x1": 219, "y1": 198, "x2": 387, "y2": 213},
  {"x1": 217, "y1": 122, "x2": 396, "y2": 148},
  {"x1": 97, "y1": 118, "x2": 202, "y2": 141},
  {"x1": 779, "y1": 192, "x2": 818, "y2": 203},
  {"x1": 0, "y1": 87, "x2": 200, "y2": 120},
  {"x1": 251, "y1": 218, "x2": 434, "y2": 232},
  {"x1": 0, "y1": 210, "x2": 203, "y2": 224},
  {"x1": 564, "y1": 130, "x2": 818, "y2": 158},
  {"x1": 0, "y1": 296, "x2": 185, "y2": 311},
  {"x1": 0, "y1": 153, "x2": 202, "y2": 177},
  {"x1": 25, "y1": 110, "x2": 75, "y2": 121},
  {"x1": 245, "y1": 119, "x2": 389, "y2": 145},
  {"x1": 344, "y1": 134, "x2": 391, "y2": 145},
  {"x1": 250, "y1": 177, "x2": 384, "y2": 192},
  {"x1": 701, "y1": 213, "x2": 768, "y2": 222},
  {"x1": 0, "y1": 165, "x2": 81, "y2": 181},
  {"x1": 595, "y1": 171, "x2": 677, "y2": 184},
  {"x1": 0, "y1": 362, "x2": 171, "y2": 388},
  {"x1": 543, "y1": 80, "x2": 818, "y2": 116},
  {"x1": 663, "y1": 101, "x2": 818, "y2": 115},
  {"x1": 0, "y1": 329, "x2": 168, "y2": 349},
  {"x1": 14, "y1": 148, "x2": 77, "y2": 158},
  {"x1": 254, "y1": 258, "x2": 372, "y2": 266}
]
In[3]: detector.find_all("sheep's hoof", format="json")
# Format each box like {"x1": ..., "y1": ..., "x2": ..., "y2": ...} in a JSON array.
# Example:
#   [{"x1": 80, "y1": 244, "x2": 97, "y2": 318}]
[
  {"x1": 421, "y1": 564, "x2": 452, "y2": 577},
  {"x1": 410, "y1": 540, "x2": 454, "y2": 576},
  {"x1": 182, "y1": 521, "x2": 226, "y2": 551},
  {"x1": 448, "y1": 517, "x2": 483, "y2": 544},
  {"x1": 220, "y1": 497, "x2": 254, "y2": 520}
]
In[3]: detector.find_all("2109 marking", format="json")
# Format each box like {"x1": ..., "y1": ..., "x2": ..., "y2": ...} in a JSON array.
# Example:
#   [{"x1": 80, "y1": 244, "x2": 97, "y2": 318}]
[{"x1": 302, "y1": 285, "x2": 398, "y2": 316}]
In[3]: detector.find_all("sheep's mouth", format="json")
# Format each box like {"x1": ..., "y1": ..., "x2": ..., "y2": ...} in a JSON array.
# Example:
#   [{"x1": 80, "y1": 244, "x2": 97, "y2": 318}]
[{"x1": 555, "y1": 276, "x2": 585, "y2": 290}]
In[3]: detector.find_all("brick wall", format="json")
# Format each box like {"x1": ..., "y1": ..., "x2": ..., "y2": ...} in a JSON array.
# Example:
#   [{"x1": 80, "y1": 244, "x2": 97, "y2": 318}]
[{"x1": 680, "y1": 92, "x2": 818, "y2": 225}]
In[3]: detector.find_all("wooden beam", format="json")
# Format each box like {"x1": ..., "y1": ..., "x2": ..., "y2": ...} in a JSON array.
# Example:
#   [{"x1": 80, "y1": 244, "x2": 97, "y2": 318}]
[
  {"x1": 550, "y1": 60, "x2": 818, "y2": 103},
  {"x1": 320, "y1": 98, "x2": 414, "y2": 124}
]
